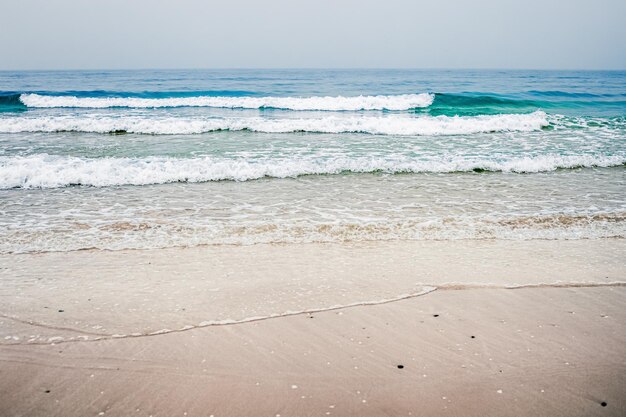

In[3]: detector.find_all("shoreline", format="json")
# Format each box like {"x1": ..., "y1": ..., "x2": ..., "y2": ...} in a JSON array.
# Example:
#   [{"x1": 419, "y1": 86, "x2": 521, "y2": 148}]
[
  {"x1": 1, "y1": 239, "x2": 624, "y2": 344},
  {"x1": 1, "y1": 285, "x2": 624, "y2": 416},
  {"x1": 1, "y1": 238, "x2": 625, "y2": 416}
]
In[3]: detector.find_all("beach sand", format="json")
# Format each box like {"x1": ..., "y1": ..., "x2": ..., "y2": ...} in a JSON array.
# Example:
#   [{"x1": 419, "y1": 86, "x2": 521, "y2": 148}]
[{"x1": 1, "y1": 239, "x2": 625, "y2": 416}]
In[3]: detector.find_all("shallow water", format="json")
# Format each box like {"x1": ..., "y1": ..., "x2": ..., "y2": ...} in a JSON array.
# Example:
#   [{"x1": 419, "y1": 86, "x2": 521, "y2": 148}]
[{"x1": 0, "y1": 69, "x2": 625, "y2": 253}]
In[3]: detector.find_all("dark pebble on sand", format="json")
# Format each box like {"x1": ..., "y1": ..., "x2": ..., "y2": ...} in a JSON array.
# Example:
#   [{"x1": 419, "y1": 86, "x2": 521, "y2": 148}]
[
  {"x1": 601, "y1": 402, "x2": 607, "y2": 407},
  {"x1": 471, "y1": 335, "x2": 475, "y2": 339},
  {"x1": 58, "y1": 310, "x2": 64, "y2": 313},
  {"x1": 433, "y1": 314, "x2": 439, "y2": 317},
  {"x1": 397, "y1": 365, "x2": 404, "y2": 369},
  {"x1": 45, "y1": 390, "x2": 50, "y2": 393}
]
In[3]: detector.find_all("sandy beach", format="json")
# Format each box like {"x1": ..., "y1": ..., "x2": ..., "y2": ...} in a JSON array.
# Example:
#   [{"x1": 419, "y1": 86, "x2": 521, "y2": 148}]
[
  {"x1": 1, "y1": 239, "x2": 624, "y2": 416},
  {"x1": 2, "y1": 1, "x2": 625, "y2": 415}
]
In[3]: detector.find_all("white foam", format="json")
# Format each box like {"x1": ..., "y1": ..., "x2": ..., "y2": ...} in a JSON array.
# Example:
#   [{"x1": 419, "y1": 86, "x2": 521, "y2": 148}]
[
  {"x1": 0, "y1": 111, "x2": 549, "y2": 135},
  {"x1": 19, "y1": 93, "x2": 435, "y2": 111},
  {"x1": 1, "y1": 153, "x2": 623, "y2": 189}
]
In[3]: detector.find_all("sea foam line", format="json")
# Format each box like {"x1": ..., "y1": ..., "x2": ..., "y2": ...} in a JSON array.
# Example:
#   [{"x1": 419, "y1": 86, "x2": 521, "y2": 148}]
[
  {"x1": 19, "y1": 93, "x2": 435, "y2": 111},
  {"x1": 1, "y1": 153, "x2": 623, "y2": 189},
  {"x1": 0, "y1": 111, "x2": 549, "y2": 135}
]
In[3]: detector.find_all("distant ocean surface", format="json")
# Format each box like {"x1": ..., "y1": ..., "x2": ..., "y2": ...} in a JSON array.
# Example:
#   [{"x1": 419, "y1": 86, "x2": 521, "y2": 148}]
[{"x1": 0, "y1": 69, "x2": 624, "y2": 253}]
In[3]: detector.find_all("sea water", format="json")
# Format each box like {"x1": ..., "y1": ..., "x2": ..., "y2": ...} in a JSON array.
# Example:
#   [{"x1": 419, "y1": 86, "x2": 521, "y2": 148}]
[{"x1": 0, "y1": 69, "x2": 625, "y2": 253}]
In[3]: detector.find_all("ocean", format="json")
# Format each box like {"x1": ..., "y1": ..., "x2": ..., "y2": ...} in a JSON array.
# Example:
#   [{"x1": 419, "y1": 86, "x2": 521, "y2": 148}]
[{"x1": 0, "y1": 69, "x2": 625, "y2": 254}]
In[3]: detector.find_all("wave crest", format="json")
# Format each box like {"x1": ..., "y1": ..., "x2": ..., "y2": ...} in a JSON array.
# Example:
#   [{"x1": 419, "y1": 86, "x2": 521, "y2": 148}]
[{"x1": 19, "y1": 93, "x2": 434, "y2": 111}]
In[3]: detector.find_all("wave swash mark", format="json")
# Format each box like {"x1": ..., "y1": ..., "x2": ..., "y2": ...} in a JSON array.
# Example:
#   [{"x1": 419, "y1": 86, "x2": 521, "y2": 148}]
[{"x1": 4, "y1": 281, "x2": 625, "y2": 346}]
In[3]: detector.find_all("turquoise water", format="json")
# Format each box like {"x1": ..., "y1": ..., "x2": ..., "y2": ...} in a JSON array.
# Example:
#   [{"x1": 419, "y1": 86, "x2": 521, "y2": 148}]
[{"x1": 0, "y1": 69, "x2": 624, "y2": 252}]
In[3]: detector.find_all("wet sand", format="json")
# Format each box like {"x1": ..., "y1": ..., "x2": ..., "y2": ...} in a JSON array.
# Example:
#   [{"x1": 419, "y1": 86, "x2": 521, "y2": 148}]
[{"x1": 1, "y1": 240, "x2": 625, "y2": 416}]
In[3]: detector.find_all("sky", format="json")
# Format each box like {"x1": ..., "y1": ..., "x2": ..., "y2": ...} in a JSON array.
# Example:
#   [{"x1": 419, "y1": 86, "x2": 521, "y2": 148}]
[{"x1": 1, "y1": 0, "x2": 625, "y2": 70}]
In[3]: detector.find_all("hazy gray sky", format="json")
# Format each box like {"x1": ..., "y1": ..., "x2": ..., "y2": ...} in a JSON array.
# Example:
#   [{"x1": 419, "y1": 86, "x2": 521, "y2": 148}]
[{"x1": 2, "y1": 0, "x2": 625, "y2": 70}]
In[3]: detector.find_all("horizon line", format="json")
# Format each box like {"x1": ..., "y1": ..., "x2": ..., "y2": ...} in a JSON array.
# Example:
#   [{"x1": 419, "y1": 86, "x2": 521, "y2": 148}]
[{"x1": 1, "y1": 67, "x2": 625, "y2": 73}]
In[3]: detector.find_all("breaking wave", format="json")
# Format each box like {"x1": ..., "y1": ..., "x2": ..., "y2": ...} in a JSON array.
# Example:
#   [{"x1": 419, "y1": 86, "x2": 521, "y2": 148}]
[
  {"x1": 2, "y1": 153, "x2": 623, "y2": 189},
  {"x1": 0, "y1": 111, "x2": 549, "y2": 135},
  {"x1": 18, "y1": 93, "x2": 435, "y2": 111}
]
